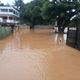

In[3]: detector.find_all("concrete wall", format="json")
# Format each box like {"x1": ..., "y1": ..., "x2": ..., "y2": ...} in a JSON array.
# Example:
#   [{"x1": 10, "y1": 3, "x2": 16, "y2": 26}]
[{"x1": 34, "y1": 25, "x2": 54, "y2": 29}]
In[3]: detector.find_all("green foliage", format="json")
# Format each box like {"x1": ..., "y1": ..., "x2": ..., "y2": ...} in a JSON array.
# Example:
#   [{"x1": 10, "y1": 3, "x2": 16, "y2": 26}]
[
  {"x1": 14, "y1": 0, "x2": 24, "y2": 11},
  {"x1": 14, "y1": 0, "x2": 80, "y2": 31},
  {"x1": 0, "y1": 1, "x2": 4, "y2": 6},
  {"x1": 22, "y1": 0, "x2": 44, "y2": 25},
  {"x1": 14, "y1": 0, "x2": 25, "y2": 21},
  {"x1": 70, "y1": 13, "x2": 80, "y2": 28},
  {"x1": 49, "y1": 0, "x2": 80, "y2": 32}
]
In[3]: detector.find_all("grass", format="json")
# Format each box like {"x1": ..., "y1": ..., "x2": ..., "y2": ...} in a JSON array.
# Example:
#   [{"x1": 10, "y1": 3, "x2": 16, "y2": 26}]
[{"x1": 0, "y1": 26, "x2": 11, "y2": 40}]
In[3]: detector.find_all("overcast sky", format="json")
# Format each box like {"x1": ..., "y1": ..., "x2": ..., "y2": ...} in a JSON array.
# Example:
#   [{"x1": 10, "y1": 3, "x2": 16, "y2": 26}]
[{"x1": 0, "y1": 0, "x2": 32, "y2": 5}]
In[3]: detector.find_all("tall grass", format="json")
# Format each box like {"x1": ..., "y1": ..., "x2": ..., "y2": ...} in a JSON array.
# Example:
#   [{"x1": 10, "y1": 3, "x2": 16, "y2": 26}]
[{"x1": 0, "y1": 26, "x2": 11, "y2": 40}]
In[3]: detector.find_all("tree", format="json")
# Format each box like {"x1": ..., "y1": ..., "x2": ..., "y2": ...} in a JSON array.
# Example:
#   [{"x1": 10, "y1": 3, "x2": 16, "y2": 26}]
[
  {"x1": 14, "y1": 0, "x2": 25, "y2": 21},
  {"x1": 0, "y1": 1, "x2": 4, "y2": 6},
  {"x1": 14, "y1": 0, "x2": 24, "y2": 11},
  {"x1": 42, "y1": 0, "x2": 80, "y2": 32},
  {"x1": 22, "y1": 0, "x2": 44, "y2": 29},
  {"x1": 13, "y1": 0, "x2": 80, "y2": 31}
]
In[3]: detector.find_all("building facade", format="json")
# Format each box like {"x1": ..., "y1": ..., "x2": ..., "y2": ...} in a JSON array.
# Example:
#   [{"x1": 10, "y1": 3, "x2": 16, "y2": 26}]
[{"x1": 0, "y1": 6, "x2": 19, "y2": 26}]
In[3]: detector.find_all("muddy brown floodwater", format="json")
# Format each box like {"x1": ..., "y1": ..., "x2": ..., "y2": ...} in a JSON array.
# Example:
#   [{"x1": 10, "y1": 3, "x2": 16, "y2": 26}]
[{"x1": 0, "y1": 29, "x2": 80, "y2": 80}]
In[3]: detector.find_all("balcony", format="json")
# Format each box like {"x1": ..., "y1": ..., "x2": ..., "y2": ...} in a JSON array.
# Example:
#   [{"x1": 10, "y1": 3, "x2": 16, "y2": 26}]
[
  {"x1": 0, "y1": 12, "x2": 19, "y2": 17},
  {"x1": 0, "y1": 6, "x2": 19, "y2": 17}
]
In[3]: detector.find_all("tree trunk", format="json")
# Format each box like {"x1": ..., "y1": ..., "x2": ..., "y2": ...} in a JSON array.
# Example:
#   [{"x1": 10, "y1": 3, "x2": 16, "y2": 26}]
[
  {"x1": 11, "y1": 25, "x2": 15, "y2": 33},
  {"x1": 58, "y1": 26, "x2": 65, "y2": 33},
  {"x1": 30, "y1": 24, "x2": 34, "y2": 29}
]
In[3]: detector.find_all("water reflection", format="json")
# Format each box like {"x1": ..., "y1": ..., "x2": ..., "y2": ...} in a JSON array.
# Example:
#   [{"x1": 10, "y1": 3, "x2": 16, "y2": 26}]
[{"x1": 55, "y1": 33, "x2": 66, "y2": 45}]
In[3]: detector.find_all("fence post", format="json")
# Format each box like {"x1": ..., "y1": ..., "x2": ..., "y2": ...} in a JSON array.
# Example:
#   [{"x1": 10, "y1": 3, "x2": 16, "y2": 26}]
[{"x1": 75, "y1": 20, "x2": 78, "y2": 48}]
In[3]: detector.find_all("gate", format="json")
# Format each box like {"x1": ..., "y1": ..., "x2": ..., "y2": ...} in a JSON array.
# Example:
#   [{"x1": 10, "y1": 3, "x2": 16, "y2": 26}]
[
  {"x1": 66, "y1": 26, "x2": 80, "y2": 50},
  {"x1": 67, "y1": 27, "x2": 77, "y2": 48}
]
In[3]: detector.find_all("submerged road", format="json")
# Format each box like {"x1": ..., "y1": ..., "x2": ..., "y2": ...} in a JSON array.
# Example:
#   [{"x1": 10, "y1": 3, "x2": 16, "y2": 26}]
[{"x1": 0, "y1": 29, "x2": 80, "y2": 80}]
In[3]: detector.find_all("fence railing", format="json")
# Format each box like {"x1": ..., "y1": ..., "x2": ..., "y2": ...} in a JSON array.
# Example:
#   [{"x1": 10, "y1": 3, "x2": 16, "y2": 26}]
[{"x1": 66, "y1": 27, "x2": 80, "y2": 50}]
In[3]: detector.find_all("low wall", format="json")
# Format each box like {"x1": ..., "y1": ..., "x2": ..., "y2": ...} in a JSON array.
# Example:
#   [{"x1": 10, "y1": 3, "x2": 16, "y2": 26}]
[
  {"x1": 34, "y1": 25, "x2": 54, "y2": 29},
  {"x1": 0, "y1": 26, "x2": 12, "y2": 40}
]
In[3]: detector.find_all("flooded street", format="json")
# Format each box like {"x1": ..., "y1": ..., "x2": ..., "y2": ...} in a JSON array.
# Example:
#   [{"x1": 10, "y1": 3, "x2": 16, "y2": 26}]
[{"x1": 0, "y1": 29, "x2": 80, "y2": 80}]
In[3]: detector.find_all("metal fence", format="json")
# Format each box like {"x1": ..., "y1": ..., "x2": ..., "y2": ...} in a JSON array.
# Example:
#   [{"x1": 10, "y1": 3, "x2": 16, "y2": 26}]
[{"x1": 66, "y1": 27, "x2": 80, "y2": 50}]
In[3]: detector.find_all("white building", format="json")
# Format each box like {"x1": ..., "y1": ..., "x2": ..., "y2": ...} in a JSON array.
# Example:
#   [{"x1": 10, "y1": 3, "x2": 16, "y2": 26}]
[{"x1": 0, "y1": 6, "x2": 19, "y2": 26}]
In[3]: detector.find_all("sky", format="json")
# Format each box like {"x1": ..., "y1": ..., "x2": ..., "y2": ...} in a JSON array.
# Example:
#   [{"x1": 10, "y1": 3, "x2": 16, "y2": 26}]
[{"x1": 0, "y1": 0, "x2": 32, "y2": 5}]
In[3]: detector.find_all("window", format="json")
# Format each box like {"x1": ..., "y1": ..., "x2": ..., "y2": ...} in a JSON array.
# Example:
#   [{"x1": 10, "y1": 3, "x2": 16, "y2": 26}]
[
  {"x1": 1, "y1": 9, "x2": 8, "y2": 12},
  {"x1": 3, "y1": 16, "x2": 7, "y2": 19},
  {"x1": 13, "y1": 10, "x2": 15, "y2": 14},
  {"x1": 9, "y1": 17, "x2": 13, "y2": 20},
  {"x1": 9, "y1": 9, "x2": 13, "y2": 12}
]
